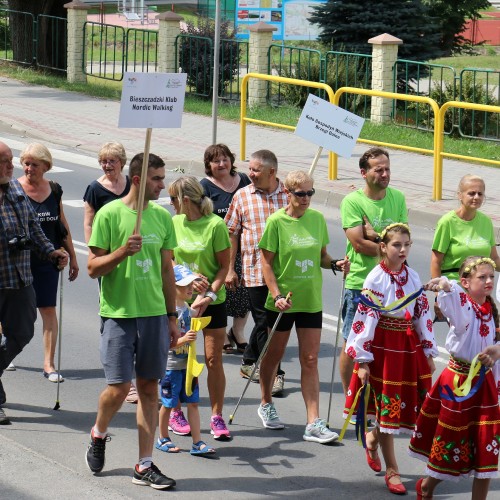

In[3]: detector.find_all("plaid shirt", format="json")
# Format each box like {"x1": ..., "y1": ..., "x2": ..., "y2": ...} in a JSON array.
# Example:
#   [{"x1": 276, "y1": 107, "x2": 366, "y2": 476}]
[
  {"x1": 0, "y1": 179, "x2": 54, "y2": 289},
  {"x1": 225, "y1": 180, "x2": 288, "y2": 287}
]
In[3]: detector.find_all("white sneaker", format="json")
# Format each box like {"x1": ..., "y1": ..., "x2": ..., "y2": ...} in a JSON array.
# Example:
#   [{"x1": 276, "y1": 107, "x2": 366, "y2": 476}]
[
  {"x1": 303, "y1": 418, "x2": 339, "y2": 444},
  {"x1": 5, "y1": 363, "x2": 15, "y2": 371},
  {"x1": 258, "y1": 402, "x2": 285, "y2": 429}
]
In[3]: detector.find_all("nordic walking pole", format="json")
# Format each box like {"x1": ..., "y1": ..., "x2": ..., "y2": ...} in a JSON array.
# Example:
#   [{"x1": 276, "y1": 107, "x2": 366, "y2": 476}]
[
  {"x1": 229, "y1": 292, "x2": 292, "y2": 424},
  {"x1": 326, "y1": 262, "x2": 348, "y2": 428},
  {"x1": 53, "y1": 268, "x2": 64, "y2": 410}
]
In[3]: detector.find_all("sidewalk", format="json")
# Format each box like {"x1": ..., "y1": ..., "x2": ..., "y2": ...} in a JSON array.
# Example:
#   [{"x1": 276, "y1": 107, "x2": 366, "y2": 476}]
[{"x1": 0, "y1": 75, "x2": 500, "y2": 231}]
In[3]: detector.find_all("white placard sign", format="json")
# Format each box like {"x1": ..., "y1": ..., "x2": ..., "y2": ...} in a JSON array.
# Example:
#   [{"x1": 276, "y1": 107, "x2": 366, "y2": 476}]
[
  {"x1": 119, "y1": 72, "x2": 187, "y2": 129},
  {"x1": 295, "y1": 94, "x2": 365, "y2": 158}
]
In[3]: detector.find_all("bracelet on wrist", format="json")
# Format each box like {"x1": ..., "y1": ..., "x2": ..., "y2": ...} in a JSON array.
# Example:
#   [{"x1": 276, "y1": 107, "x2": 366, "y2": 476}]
[
  {"x1": 167, "y1": 311, "x2": 178, "y2": 318},
  {"x1": 373, "y1": 236, "x2": 381, "y2": 244},
  {"x1": 204, "y1": 290, "x2": 217, "y2": 302},
  {"x1": 274, "y1": 294, "x2": 285, "y2": 303}
]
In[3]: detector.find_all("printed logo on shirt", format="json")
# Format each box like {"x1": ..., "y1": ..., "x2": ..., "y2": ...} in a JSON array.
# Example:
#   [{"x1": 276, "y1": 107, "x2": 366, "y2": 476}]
[
  {"x1": 288, "y1": 234, "x2": 318, "y2": 248},
  {"x1": 37, "y1": 211, "x2": 59, "y2": 222},
  {"x1": 296, "y1": 259, "x2": 313, "y2": 273},
  {"x1": 463, "y1": 235, "x2": 488, "y2": 247},
  {"x1": 136, "y1": 258, "x2": 153, "y2": 273},
  {"x1": 142, "y1": 232, "x2": 161, "y2": 244},
  {"x1": 373, "y1": 218, "x2": 396, "y2": 232},
  {"x1": 177, "y1": 238, "x2": 205, "y2": 251}
]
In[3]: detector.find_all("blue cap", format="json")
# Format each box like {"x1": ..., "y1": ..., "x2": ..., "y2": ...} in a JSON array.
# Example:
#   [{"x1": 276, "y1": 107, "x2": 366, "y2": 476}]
[{"x1": 173, "y1": 264, "x2": 199, "y2": 286}]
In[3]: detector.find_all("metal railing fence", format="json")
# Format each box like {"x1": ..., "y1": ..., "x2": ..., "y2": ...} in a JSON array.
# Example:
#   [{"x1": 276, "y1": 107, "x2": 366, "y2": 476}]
[
  {"x1": 457, "y1": 68, "x2": 500, "y2": 140},
  {"x1": 268, "y1": 45, "x2": 371, "y2": 117},
  {"x1": 83, "y1": 21, "x2": 126, "y2": 80},
  {"x1": 241, "y1": 74, "x2": 500, "y2": 200},
  {"x1": 0, "y1": 9, "x2": 66, "y2": 72}
]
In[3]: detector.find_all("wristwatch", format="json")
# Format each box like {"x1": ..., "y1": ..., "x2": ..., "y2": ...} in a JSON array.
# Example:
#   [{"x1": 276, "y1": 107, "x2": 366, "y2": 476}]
[
  {"x1": 205, "y1": 290, "x2": 217, "y2": 302},
  {"x1": 167, "y1": 312, "x2": 178, "y2": 318},
  {"x1": 373, "y1": 236, "x2": 381, "y2": 243}
]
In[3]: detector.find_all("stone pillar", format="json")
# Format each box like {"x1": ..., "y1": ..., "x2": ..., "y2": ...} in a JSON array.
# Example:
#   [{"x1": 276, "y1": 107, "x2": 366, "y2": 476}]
[
  {"x1": 248, "y1": 21, "x2": 276, "y2": 108},
  {"x1": 157, "y1": 11, "x2": 184, "y2": 74},
  {"x1": 368, "y1": 33, "x2": 402, "y2": 124},
  {"x1": 64, "y1": 1, "x2": 88, "y2": 84}
]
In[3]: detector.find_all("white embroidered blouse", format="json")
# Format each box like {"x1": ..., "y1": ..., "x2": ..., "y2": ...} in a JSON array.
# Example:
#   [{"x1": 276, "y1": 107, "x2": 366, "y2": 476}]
[{"x1": 345, "y1": 263, "x2": 438, "y2": 363}]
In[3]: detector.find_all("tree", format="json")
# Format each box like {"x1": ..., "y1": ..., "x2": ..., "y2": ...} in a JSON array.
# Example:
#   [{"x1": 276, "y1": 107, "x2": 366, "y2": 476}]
[
  {"x1": 309, "y1": 0, "x2": 444, "y2": 62},
  {"x1": 423, "y1": 0, "x2": 491, "y2": 54},
  {"x1": 310, "y1": 0, "x2": 491, "y2": 59},
  {"x1": 7, "y1": 0, "x2": 67, "y2": 71}
]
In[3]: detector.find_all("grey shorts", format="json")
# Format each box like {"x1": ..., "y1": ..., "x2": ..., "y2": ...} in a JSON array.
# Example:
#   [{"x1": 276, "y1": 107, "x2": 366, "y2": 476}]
[{"x1": 100, "y1": 315, "x2": 169, "y2": 384}]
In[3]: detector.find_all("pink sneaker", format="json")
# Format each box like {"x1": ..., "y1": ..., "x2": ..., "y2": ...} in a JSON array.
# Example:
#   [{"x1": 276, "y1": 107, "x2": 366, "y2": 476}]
[
  {"x1": 210, "y1": 414, "x2": 231, "y2": 440},
  {"x1": 168, "y1": 409, "x2": 191, "y2": 436}
]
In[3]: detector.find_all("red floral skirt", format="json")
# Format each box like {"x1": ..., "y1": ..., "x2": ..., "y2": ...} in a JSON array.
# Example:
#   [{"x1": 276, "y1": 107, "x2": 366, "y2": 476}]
[
  {"x1": 408, "y1": 357, "x2": 500, "y2": 480},
  {"x1": 343, "y1": 316, "x2": 432, "y2": 434}
]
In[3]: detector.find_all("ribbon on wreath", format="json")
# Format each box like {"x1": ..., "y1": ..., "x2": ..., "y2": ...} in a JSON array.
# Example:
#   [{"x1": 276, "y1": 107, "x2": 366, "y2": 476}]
[
  {"x1": 439, "y1": 354, "x2": 487, "y2": 403},
  {"x1": 339, "y1": 383, "x2": 376, "y2": 448}
]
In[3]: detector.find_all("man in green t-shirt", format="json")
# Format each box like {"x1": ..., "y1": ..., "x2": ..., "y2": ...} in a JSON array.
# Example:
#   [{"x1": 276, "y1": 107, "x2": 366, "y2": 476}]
[
  {"x1": 85, "y1": 152, "x2": 178, "y2": 490},
  {"x1": 339, "y1": 147, "x2": 407, "y2": 397}
]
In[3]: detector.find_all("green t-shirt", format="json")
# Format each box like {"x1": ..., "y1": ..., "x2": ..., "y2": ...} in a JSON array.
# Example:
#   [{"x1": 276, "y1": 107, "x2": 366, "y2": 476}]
[
  {"x1": 89, "y1": 199, "x2": 177, "y2": 318},
  {"x1": 432, "y1": 209, "x2": 495, "y2": 281},
  {"x1": 340, "y1": 187, "x2": 407, "y2": 290},
  {"x1": 258, "y1": 208, "x2": 329, "y2": 312},
  {"x1": 172, "y1": 213, "x2": 230, "y2": 304}
]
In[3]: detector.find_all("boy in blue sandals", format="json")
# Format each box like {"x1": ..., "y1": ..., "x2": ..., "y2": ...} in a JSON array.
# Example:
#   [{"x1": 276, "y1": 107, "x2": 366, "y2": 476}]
[{"x1": 156, "y1": 265, "x2": 216, "y2": 456}]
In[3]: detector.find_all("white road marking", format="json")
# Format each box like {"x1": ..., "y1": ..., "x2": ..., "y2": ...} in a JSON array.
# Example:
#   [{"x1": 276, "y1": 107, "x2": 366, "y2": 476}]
[
  {"x1": 8, "y1": 138, "x2": 98, "y2": 169},
  {"x1": 63, "y1": 198, "x2": 170, "y2": 208},
  {"x1": 63, "y1": 200, "x2": 85, "y2": 208},
  {"x1": 13, "y1": 157, "x2": 73, "y2": 173}
]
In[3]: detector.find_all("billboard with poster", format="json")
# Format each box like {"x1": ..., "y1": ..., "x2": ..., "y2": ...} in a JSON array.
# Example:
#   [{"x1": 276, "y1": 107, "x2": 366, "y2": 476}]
[{"x1": 235, "y1": 0, "x2": 324, "y2": 41}]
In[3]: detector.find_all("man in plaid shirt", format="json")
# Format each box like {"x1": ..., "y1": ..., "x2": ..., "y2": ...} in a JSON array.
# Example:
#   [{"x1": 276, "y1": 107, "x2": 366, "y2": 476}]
[
  {"x1": 0, "y1": 141, "x2": 68, "y2": 425},
  {"x1": 225, "y1": 150, "x2": 288, "y2": 396}
]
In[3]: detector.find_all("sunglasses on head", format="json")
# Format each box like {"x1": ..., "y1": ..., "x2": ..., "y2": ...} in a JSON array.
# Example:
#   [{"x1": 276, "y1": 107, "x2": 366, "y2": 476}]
[{"x1": 291, "y1": 188, "x2": 315, "y2": 198}]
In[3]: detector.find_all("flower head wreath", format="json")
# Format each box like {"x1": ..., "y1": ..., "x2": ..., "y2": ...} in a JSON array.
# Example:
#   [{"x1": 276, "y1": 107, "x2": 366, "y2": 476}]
[
  {"x1": 379, "y1": 222, "x2": 411, "y2": 241},
  {"x1": 462, "y1": 257, "x2": 496, "y2": 275}
]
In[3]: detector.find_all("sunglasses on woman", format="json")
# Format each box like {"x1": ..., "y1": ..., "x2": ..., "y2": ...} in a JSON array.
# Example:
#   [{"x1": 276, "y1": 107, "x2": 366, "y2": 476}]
[{"x1": 291, "y1": 188, "x2": 315, "y2": 198}]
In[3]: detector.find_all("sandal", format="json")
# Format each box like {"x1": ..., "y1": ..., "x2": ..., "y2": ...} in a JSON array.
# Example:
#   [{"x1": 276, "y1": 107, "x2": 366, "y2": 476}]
[
  {"x1": 190, "y1": 440, "x2": 216, "y2": 456},
  {"x1": 228, "y1": 328, "x2": 248, "y2": 354},
  {"x1": 223, "y1": 343, "x2": 236, "y2": 354},
  {"x1": 155, "y1": 437, "x2": 180, "y2": 453}
]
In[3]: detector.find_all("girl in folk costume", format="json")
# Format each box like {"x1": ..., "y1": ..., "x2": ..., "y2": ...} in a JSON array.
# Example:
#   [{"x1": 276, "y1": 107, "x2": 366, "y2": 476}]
[
  {"x1": 344, "y1": 223, "x2": 438, "y2": 495},
  {"x1": 409, "y1": 256, "x2": 500, "y2": 500}
]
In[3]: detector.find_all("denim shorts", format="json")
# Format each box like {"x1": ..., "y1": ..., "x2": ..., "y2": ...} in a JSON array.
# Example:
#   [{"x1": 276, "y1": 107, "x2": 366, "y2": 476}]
[
  {"x1": 159, "y1": 368, "x2": 199, "y2": 408},
  {"x1": 100, "y1": 315, "x2": 169, "y2": 384},
  {"x1": 341, "y1": 289, "x2": 362, "y2": 341}
]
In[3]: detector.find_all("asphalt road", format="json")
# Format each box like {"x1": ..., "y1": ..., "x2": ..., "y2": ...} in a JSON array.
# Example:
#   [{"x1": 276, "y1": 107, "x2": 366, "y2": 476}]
[{"x1": 0, "y1": 133, "x2": 493, "y2": 499}]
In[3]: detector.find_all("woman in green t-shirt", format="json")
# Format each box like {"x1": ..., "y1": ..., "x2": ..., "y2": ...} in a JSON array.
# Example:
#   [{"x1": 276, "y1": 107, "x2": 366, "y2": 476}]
[
  {"x1": 169, "y1": 176, "x2": 232, "y2": 440},
  {"x1": 257, "y1": 170, "x2": 349, "y2": 442},
  {"x1": 431, "y1": 174, "x2": 500, "y2": 319}
]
